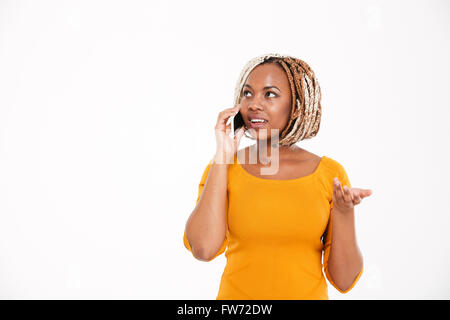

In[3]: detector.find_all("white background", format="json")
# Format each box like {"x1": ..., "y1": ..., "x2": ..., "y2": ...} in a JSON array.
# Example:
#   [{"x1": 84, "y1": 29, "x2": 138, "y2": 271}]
[{"x1": 0, "y1": 0, "x2": 449, "y2": 299}]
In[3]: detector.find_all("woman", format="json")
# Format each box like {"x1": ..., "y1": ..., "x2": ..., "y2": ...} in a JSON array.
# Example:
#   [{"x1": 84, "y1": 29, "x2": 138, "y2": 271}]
[{"x1": 183, "y1": 53, "x2": 373, "y2": 300}]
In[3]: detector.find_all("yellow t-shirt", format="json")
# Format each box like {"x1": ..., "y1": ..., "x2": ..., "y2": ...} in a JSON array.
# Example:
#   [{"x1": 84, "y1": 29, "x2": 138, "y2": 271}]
[{"x1": 183, "y1": 153, "x2": 363, "y2": 299}]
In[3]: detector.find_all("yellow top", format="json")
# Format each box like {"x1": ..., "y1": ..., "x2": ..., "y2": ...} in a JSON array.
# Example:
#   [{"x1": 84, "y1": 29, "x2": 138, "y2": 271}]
[{"x1": 183, "y1": 153, "x2": 363, "y2": 299}]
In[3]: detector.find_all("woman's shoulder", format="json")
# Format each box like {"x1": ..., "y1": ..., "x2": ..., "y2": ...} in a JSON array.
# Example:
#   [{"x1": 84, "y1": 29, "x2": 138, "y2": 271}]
[
  {"x1": 319, "y1": 155, "x2": 350, "y2": 182},
  {"x1": 321, "y1": 155, "x2": 345, "y2": 170}
]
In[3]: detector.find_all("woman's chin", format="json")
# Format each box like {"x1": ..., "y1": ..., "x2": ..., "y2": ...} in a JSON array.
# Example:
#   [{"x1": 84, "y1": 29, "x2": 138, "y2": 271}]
[{"x1": 247, "y1": 128, "x2": 279, "y2": 142}]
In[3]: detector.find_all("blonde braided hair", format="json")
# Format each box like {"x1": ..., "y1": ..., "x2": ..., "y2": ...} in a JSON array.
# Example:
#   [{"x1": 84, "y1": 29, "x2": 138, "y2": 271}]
[{"x1": 233, "y1": 53, "x2": 322, "y2": 147}]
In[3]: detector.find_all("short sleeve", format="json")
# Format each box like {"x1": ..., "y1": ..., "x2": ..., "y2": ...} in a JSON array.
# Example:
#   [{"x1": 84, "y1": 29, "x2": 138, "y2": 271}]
[
  {"x1": 322, "y1": 161, "x2": 363, "y2": 293},
  {"x1": 183, "y1": 159, "x2": 228, "y2": 261}
]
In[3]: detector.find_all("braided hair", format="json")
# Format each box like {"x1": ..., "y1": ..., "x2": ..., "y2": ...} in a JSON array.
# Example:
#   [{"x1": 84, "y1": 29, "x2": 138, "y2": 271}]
[{"x1": 233, "y1": 53, "x2": 322, "y2": 147}]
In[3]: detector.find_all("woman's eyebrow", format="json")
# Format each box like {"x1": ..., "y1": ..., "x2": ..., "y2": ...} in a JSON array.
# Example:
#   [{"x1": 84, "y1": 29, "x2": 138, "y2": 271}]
[{"x1": 244, "y1": 84, "x2": 281, "y2": 92}]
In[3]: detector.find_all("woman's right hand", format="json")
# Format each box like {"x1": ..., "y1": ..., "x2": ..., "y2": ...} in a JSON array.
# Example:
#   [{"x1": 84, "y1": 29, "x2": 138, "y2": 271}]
[{"x1": 214, "y1": 104, "x2": 245, "y2": 164}]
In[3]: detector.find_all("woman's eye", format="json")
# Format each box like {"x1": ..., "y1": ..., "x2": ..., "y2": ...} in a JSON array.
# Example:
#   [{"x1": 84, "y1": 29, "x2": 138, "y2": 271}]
[{"x1": 242, "y1": 90, "x2": 277, "y2": 98}]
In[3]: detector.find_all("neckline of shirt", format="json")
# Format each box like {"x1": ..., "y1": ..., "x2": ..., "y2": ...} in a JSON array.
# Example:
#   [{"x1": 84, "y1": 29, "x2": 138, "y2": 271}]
[{"x1": 234, "y1": 153, "x2": 327, "y2": 185}]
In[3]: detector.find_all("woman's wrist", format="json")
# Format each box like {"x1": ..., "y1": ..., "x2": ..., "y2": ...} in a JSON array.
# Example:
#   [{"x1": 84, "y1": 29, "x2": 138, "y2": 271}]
[{"x1": 213, "y1": 152, "x2": 233, "y2": 165}]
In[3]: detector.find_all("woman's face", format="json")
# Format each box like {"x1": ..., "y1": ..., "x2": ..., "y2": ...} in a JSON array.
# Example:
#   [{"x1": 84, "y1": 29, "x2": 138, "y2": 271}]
[{"x1": 238, "y1": 62, "x2": 292, "y2": 143}]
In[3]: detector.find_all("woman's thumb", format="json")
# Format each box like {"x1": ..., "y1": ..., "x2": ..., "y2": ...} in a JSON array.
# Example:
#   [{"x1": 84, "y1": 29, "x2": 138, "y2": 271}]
[{"x1": 234, "y1": 127, "x2": 245, "y2": 145}]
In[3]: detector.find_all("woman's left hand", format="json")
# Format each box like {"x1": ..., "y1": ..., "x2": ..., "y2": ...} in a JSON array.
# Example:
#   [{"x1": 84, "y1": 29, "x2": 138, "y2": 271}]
[{"x1": 332, "y1": 177, "x2": 372, "y2": 213}]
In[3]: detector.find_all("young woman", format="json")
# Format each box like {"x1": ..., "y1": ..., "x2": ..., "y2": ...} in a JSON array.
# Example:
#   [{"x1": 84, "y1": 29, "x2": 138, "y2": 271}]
[{"x1": 183, "y1": 53, "x2": 373, "y2": 300}]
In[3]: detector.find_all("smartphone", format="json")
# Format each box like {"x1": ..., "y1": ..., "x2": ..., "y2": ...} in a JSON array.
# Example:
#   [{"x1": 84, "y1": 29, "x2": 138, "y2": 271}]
[{"x1": 231, "y1": 111, "x2": 245, "y2": 137}]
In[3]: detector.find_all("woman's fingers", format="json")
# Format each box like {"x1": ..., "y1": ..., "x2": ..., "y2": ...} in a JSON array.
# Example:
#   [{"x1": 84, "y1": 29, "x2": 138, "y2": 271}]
[
  {"x1": 351, "y1": 188, "x2": 373, "y2": 205},
  {"x1": 225, "y1": 123, "x2": 231, "y2": 135},
  {"x1": 353, "y1": 191, "x2": 362, "y2": 204},
  {"x1": 215, "y1": 106, "x2": 240, "y2": 130},
  {"x1": 214, "y1": 105, "x2": 242, "y2": 164},
  {"x1": 343, "y1": 185, "x2": 353, "y2": 202},
  {"x1": 354, "y1": 188, "x2": 373, "y2": 199},
  {"x1": 333, "y1": 181, "x2": 373, "y2": 208},
  {"x1": 333, "y1": 178, "x2": 344, "y2": 202},
  {"x1": 217, "y1": 110, "x2": 237, "y2": 127},
  {"x1": 218, "y1": 105, "x2": 240, "y2": 121},
  {"x1": 235, "y1": 126, "x2": 244, "y2": 140},
  {"x1": 233, "y1": 127, "x2": 245, "y2": 151}
]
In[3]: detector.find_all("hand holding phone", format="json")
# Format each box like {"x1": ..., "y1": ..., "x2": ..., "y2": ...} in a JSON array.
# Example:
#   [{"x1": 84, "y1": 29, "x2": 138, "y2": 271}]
[
  {"x1": 215, "y1": 105, "x2": 245, "y2": 164},
  {"x1": 229, "y1": 107, "x2": 245, "y2": 138}
]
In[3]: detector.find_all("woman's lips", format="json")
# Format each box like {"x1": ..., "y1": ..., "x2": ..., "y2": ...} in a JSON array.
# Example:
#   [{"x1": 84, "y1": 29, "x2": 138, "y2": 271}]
[{"x1": 248, "y1": 120, "x2": 268, "y2": 129}]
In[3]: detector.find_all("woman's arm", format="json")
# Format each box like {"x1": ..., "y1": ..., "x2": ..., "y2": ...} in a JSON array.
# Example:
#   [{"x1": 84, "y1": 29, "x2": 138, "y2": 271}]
[
  {"x1": 326, "y1": 177, "x2": 372, "y2": 292},
  {"x1": 184, "y1": 156, "x2": 229, "y2": 261},
  {"x1": 185, "y1": 105, "x2": 244, "y2": 261},
  {"x1": 326, "y1": 206, "x2": 363, "y2": 292}
]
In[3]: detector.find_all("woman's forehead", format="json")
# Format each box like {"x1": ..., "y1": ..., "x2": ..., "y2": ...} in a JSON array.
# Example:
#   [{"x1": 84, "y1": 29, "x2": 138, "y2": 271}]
[{"x1": 244, "y1": 63, "x2": 290, "y2": 89}]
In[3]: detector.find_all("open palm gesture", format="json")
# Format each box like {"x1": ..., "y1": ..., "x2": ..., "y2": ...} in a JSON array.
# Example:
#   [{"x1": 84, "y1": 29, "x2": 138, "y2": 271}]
[{"x1": 332, "y1": 177, "x2": 372, "y2": 213}]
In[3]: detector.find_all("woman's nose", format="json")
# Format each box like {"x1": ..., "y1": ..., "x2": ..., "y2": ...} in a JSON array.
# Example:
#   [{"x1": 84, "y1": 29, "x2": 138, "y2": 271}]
[{"x1": 248, "y1": 97, "x2": 264, "y2": 111}]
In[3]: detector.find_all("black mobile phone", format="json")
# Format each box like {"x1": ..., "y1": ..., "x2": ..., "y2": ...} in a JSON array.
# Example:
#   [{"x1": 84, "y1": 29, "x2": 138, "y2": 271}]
[{"x1": 231, "y1": 111, "x2": 245, "y2": 137}]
